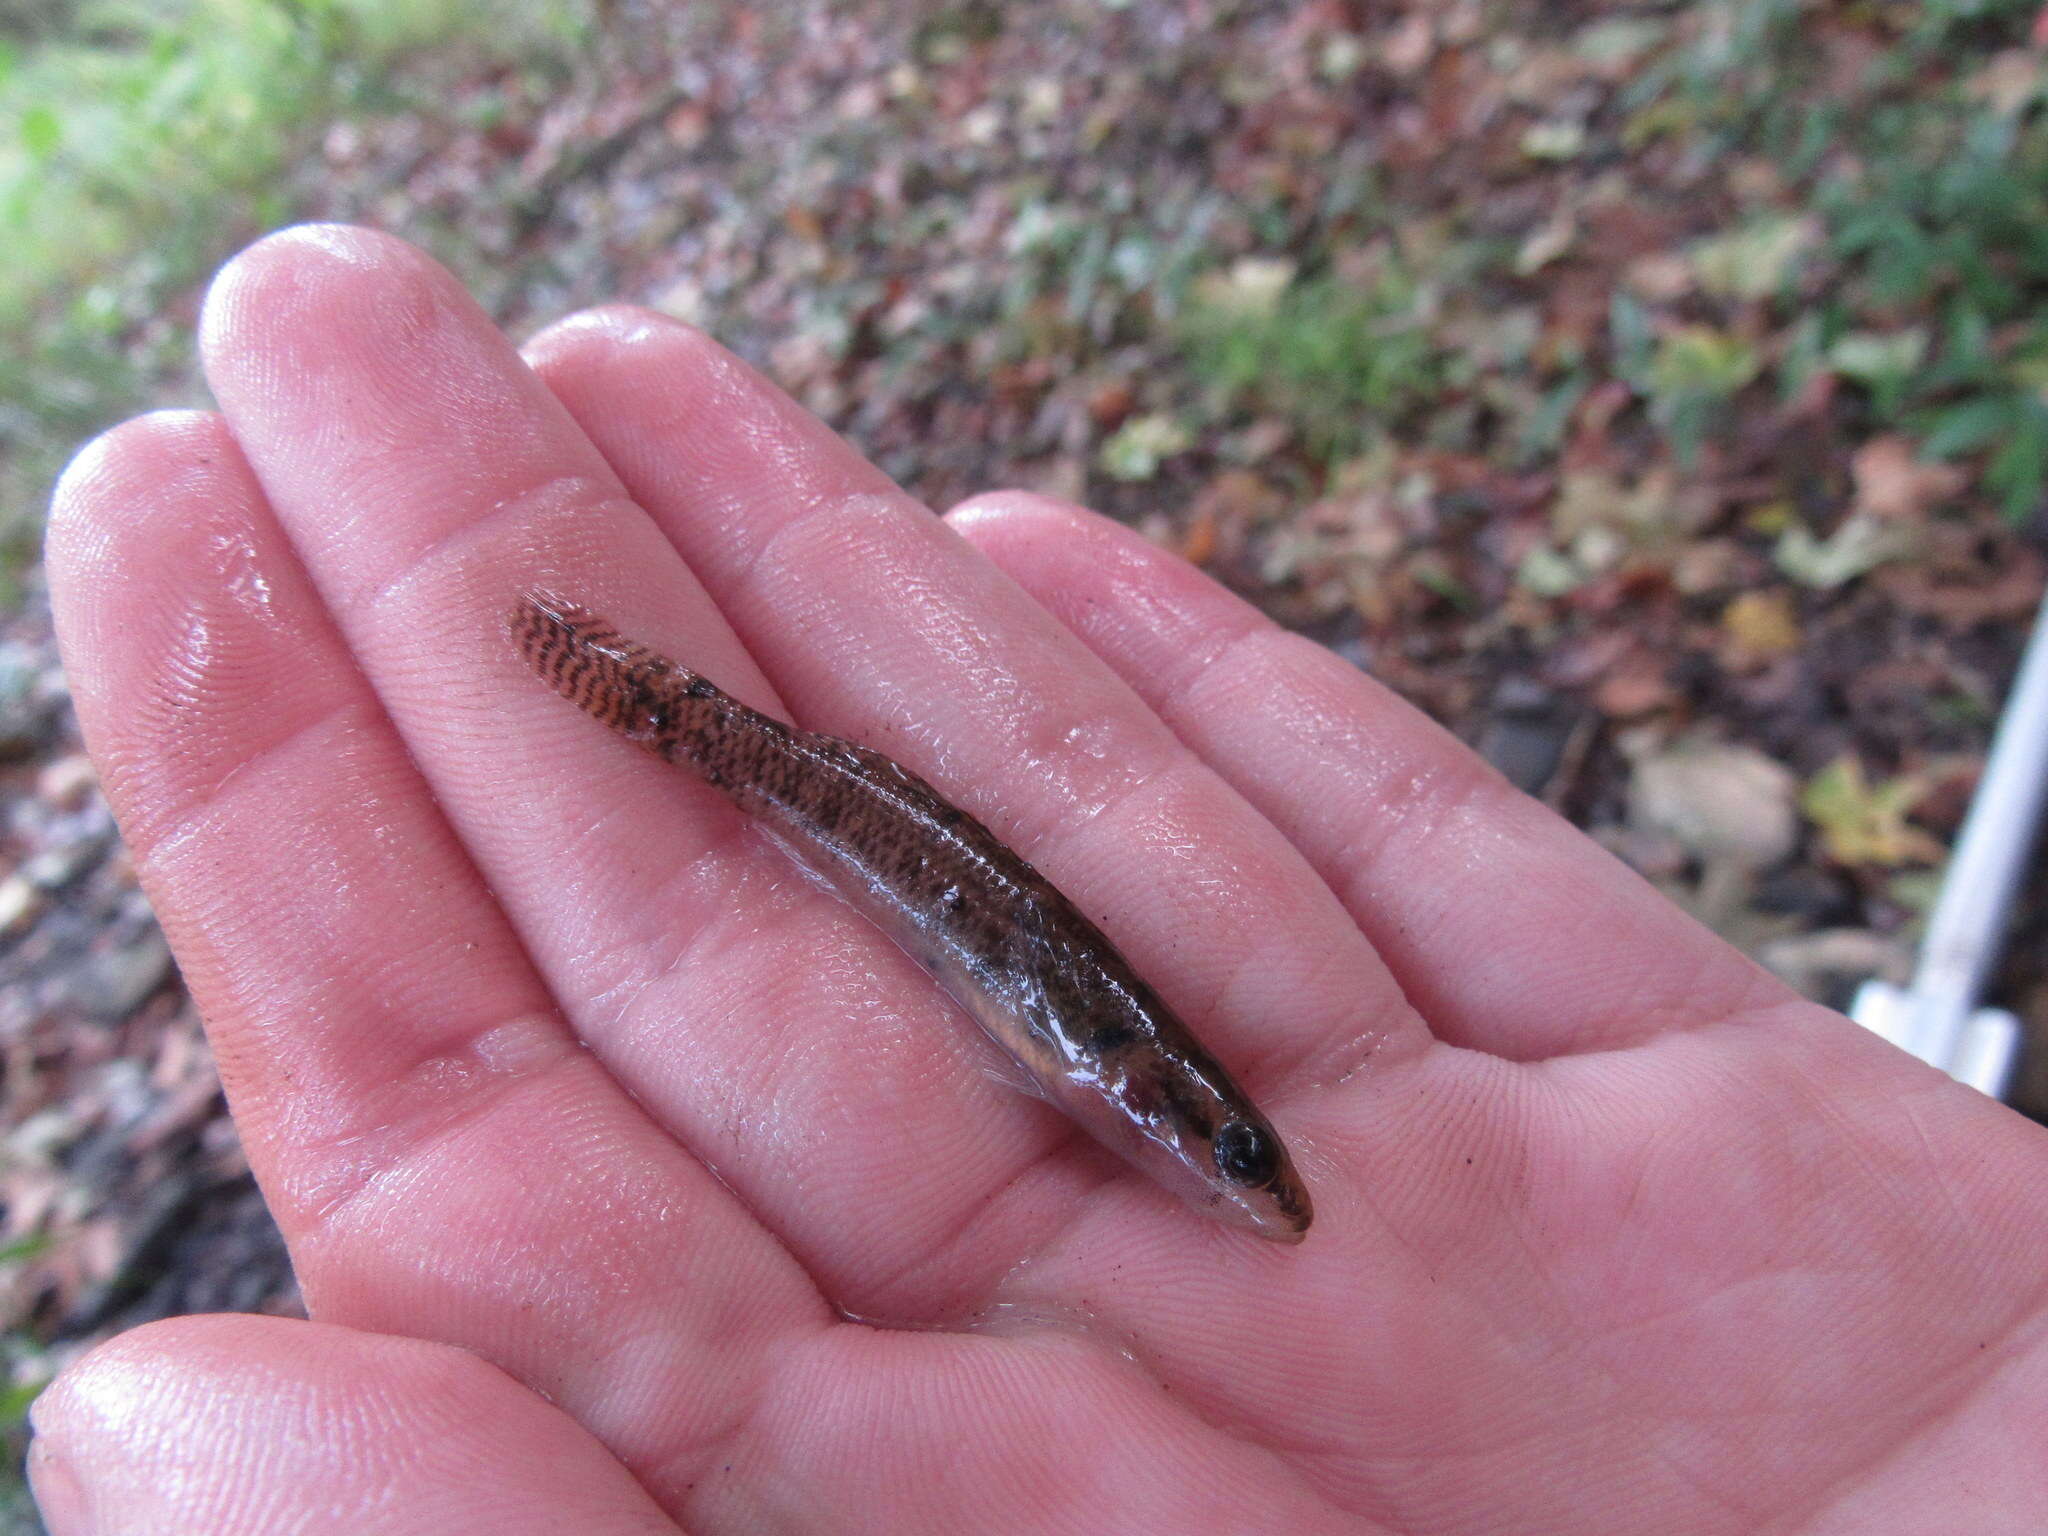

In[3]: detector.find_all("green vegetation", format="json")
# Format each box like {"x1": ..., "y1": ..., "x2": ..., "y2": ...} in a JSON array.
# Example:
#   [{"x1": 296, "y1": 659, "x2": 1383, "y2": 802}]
[
  {"x1": 1172, "y1": 0, "x2": 2048, "y2": 521},
  {"x1": 1178, "y1": 256, "x2": 1450, "y2": 461},
  {"x1": 1636, "y1": 0, "x2": 2048, "y2": 516},
  {"x1": 0, "y1": 0, "x2": 592, "y2": 584},
  {"x1": 1, "y1": 1236, "x2": 52, "y2": 1532}
]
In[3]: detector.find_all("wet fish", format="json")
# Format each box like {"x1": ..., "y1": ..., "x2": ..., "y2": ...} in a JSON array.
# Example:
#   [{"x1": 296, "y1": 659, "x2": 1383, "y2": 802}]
[{"x1": 511, "y1": 594, "x2": 1312, "y2": 1242}]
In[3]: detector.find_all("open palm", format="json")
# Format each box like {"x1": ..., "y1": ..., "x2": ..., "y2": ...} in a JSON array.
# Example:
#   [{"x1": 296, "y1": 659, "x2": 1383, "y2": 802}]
[{"x1": 32, "y1": 228, "x2": 2048, "y2": 1535}]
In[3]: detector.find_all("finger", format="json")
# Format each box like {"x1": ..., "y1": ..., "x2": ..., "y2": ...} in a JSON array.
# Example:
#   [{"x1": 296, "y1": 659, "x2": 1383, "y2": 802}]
[
  {"x1": 946, "y1": 493, "x2": 1794, "y2": 1058},
  {"x1": 27, "y1": 1315, "x2": 679, "y2": 1535},
  {"x1": 46, "y1": 410, "x2": 820, "y2": 1509},
  {"x1": 192, "y1": 226, "x2": 1159, "y2": 1319},
  {"x1": 521, "y1": 306, "x2": 1431, "y2": 1076}
]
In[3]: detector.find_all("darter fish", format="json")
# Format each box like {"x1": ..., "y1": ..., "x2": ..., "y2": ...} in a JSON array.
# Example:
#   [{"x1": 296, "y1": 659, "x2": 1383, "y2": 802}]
[{"x1": 512, "y1": 594, "x2": 1312, "y2": 1242}]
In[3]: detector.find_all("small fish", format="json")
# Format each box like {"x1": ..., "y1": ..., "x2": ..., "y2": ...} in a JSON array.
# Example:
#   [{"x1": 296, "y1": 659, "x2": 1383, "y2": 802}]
[{"x1": 512, "y1": 595, "x2": 1312, "y2": 1242}]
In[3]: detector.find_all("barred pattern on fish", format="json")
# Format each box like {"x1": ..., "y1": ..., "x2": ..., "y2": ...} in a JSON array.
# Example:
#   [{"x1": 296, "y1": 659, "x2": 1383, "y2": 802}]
[{"x1": 511, "y1": 593, "x2": 1312, "y2": 1242}]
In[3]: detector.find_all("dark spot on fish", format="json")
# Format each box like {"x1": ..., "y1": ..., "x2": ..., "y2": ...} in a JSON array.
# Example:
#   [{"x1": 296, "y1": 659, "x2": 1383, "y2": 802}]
[
  {"x1": 1089, "y1": 1022, "x2": 1135, "y2": 1053},
  {"x1": 1158, "y1": 1074, "x2": 1215, "y2": 1140},
  {"x1": 635, "y1": 688, "x2": 671, "y2": 738},
  {"x1": 1214, "y1": 1121, "x2": 1280, "y2": 1188}
]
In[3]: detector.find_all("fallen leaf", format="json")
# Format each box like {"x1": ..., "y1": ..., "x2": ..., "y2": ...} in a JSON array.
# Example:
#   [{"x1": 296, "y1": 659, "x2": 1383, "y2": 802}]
[
  {"x1": 1629, "y1": 738, "x2": 1799, "y2": 867},
  {"x1": 1720, "y1": 589, "x2": 1802, "y2": 667},
  {"x1": 1967, "y1": 50, "x2": 2043, "y2": 116},
  {"x1": 1098, "y1": 413, "x2": 1192, "y2": 482},
  {"x1": 1573, "y1": 16, "x2": 1669, "y2": 74},
  {"x1": 1516, "y1": 544, "x2": 1583, "y2": 597},
  {"x1": 1801, "y1": 757, "x2": 1945, "y2": 867},
  {"x1": 1774, "y1": 514, "x2": 1913, "y2": 589},
  {"x1": 1515, "y1": 208, "x2": 1578, "y2": 275},
  {"x1": 1595, "y1": 648, "x2": 1678, "y2": 717},
  {"x1": 1193, "y1": 256, "x2": 1296, "y2": 317},
  {"x1": 1086, "y1": 378, "x2": 1136, "y2": 429},
  {"x1": 1851, "y1": 435, "x2": 1966, "y2": 521},
  {"x1": 1521, "y1": 120, "x2": 1587, "y2": 160},
  {"x1": 1671, "y1": 538, "x2": 1745, "y2": 594},
  {"x1": 1688, "y1": 214, "x2": 1818, "y2": 302},
  {"x1": 1380, "y1": 14, "x2": 1434, "y2": 74},
  {"x1": 1551, "y1": 467, "x2": 1675, "y2": 540},
  {"x1": 1828, "y1": 329, "x2": 1927, "y2": 390},
  {"x1": 1876, "y1": 541, "x2": 2047, "y2": 628},
  {"x1": 1624, "y1": 252, "x2": 1695, "y2": 301},
  {"x1": 1182, "y1": 470, "x2": 1283, "y2": 565}
]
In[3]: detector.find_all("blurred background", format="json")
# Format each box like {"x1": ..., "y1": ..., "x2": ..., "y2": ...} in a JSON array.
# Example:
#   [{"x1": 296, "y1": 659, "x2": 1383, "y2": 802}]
[{"x1": 2, "y1": 0, "x2": 2046, "y2": 1522}]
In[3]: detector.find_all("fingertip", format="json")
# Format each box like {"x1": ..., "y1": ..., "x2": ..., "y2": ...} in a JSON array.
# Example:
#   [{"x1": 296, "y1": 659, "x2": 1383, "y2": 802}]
[
  {"x1": 529, "y1": 293, "x2": 897, "y2": 538},
  {"x1": 197, "y1": 224, "x2": 483, "y2": 424},
  {"x1": 49, "y1": 409, "x2": 233, "y2": 535},
  {"x1": 46, "y1": 410, "x2": 245, "y2": 667},
  {"x1": 521, "y1": 302, "x2": 708, "y2": 371},
  {"x1": 198, "y1": 222, "x2": 408, "y2": 356},
  {"x1": 521, "y1": 302, "x2": 766, "y2": 445},
  {"x1": 950, "y1": 490, "x2": 1268, "y2": 671},
  {"x1": 944, "y1": 488, "x2": 1097, "y2": 539},
  {"x1": 25, "y1": 1314, "x2": 258, "y2": 1474},
  {"x1": 28, "y1": 1315, "x2": 678, "y2": 1536},
  {"x1": 944, "y1": 491, "x2": 1184, "y2": 591}
]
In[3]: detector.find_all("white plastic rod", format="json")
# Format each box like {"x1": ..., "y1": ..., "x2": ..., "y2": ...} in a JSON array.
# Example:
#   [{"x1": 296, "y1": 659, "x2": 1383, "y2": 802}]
[{"x1": 1905, "y1": 592, "x2": 2048, "y2": 1065}]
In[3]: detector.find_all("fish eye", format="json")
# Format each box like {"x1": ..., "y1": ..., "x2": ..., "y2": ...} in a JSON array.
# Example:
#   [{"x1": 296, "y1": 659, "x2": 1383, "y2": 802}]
[{"x1": 1213, "y1": 1121, "x2": 1280, "y2": 1188}]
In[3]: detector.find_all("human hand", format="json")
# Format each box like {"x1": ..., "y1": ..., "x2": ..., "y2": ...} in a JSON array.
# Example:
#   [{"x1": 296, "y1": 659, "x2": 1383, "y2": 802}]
[{"x1": 31, "y1": 227, "x2": 2048, "y2": 1534}]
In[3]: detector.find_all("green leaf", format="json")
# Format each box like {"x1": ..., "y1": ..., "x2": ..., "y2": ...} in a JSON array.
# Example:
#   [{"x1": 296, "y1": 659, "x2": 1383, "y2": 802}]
[
  {"x1": 1919, "y1": 397, "x2": 2016, "y2": 458},
  {"x1": 1777, "y1": 313, "x2": 1828, "y2": 404},
  {"x1": 19, "y1": 105, "x2": 61, "y2": 159},
  {"x1": 1520, "y1": 120, "x2": 1587, "y2": 161},
  {"x1": 1828, "y1": 329, "x2": 1928, "y2": 386},
  {"x1": 1608, "y1": 291, "x2": 1656, "y2": 384},
  {"x1": 1689, "y1": 214, "x2": 1817, "y2": 302},
  {"x1": 1828, "y1": 329, "x2": 1928, "y2": 413},
  {"x1": 1984, "y1": 406, "x2": 2048, "y2": 521},
  {"x1": 1098, "y1": 413, "x2": 1192, "y2": 482},
  {"x1": 1573, "y1": 17, "x2": 1669, "y2": 67},
  {"x1": 1801, "y1": 757, "x2": 1943, "y2": 868},
  {"x1": 1516, "y1": 544, "x2": 1583, "y2": 597},
  {"x1": 0, "y1": 1375, "x2": 46, "y2": 1431}
]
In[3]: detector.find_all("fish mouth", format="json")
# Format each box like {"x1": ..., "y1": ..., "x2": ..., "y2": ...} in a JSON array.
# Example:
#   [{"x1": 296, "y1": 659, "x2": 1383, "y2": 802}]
[
  {"x1": 1242, "y1": 1171, "x2": 1314, "y2": 1244},
  {"x1": 1207, "y1": 1178, "x2": 1313, "y2": 1243},
  {"x1": 1252, "y1": 1199, "x2": 1313, "y2": 1244}
]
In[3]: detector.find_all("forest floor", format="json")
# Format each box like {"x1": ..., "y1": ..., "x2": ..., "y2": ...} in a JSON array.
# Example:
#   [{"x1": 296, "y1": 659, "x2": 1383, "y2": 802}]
[{"x1": 5, "y1": 0, "x2": 2048, "y2": 1522}]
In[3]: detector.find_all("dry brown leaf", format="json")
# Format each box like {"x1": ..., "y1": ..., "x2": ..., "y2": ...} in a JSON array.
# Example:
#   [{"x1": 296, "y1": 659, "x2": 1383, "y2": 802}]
[
  {"x1": 1624, "y1": 252, "x2": 1695, "y2": 301},
  {"x1": 1381, "y1": 13, "x2": 1435, "y2": 74},
  {"x1": 1595, "y1": 649, "x2": 1678, "y2": 718},
  {"x1": 1851, "y1": 435, "x2": 1966, "y2": 521}
]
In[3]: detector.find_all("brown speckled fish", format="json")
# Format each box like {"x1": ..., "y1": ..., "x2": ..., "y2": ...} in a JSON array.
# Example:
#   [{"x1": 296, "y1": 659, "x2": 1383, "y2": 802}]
[{"x1": 512, "y1": 594, "x2": 1312, "y2": 1242}]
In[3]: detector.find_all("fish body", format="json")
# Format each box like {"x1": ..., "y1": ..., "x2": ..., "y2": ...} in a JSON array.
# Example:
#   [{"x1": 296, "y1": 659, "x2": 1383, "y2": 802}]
[{"x1": 512, "y1": 595, "x2": 1312, "y2": 1242}]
